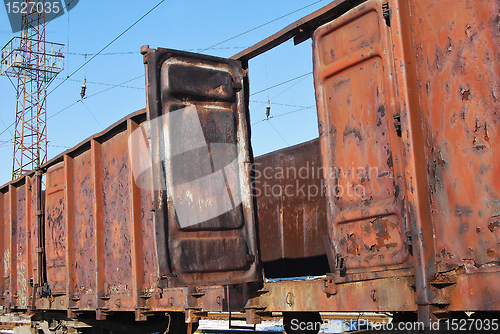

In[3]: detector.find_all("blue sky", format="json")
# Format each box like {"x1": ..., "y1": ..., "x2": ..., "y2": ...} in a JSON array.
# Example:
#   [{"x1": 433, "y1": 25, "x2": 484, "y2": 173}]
[{"x1": 0, "y1": 0, "x2": 325, "y2": 185}]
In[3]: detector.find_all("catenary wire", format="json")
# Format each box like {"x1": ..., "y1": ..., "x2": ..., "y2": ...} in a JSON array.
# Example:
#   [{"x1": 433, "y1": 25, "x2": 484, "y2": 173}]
[
  {"x1": 198, "y1": 0, "x2": 324, "y2": 52},
  {"x1": 251, "y1": 105, "x2": 315, "y2": 126},
  {"x1": 250, "y1": 72, "x2": 312, "y2": 96},
  {"x1": 66, "y1": 46, "x2": 248, "y2": 56},
  {"x1": 53, "y1": 76, "x2": 144, "y2": 90},
  {"x1": 47, "y1": 0, "x2": 165, "y2": 96},
  {"x1": 266, "y1": 119, "x2": 289, "y2": 146},
  {"x1": 80, "y1": 100, "x2": 104, "y2": 129},
  {"x1": 47, "y1": 74, "x2": 144, "y2": 120}
]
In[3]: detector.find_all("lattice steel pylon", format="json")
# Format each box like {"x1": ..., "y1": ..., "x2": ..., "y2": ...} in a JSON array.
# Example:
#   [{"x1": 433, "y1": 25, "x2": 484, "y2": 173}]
[{"x1": 0, "y1": 1, "x2": 64, "y2": 180}]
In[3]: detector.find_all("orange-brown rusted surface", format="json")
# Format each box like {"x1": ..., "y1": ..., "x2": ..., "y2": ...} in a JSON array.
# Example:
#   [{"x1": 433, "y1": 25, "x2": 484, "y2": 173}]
[
  {"x1": 313, "y1": 0, "x2": 410, "y2": 274},
  {"x1": 0, "y1": 0, "x2": 500, "y2": 326},
  {"x1": 312, "y1": 0, "x2": 500, "y2": 319},
  {"x1": 41, "y1": 111, "x2": 159, "y2": 319},
  {"x1": 396, "y1": 0, "x2": 500, "y2": 317},
  {"x1": 0, "y1": 176, "x2": 37, "y2": 311},
  {"x1": 405, "y1": 0, "x2": 500, "y2": 274},
  {"x1": 254, "y1": 138, "x2": 330, "y2": 278}
]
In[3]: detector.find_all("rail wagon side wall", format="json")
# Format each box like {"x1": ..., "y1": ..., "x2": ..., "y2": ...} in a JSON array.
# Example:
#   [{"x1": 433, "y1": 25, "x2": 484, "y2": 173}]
[
  {"x1": 313, "y1": 0, "x2": 500, "y2": 316},
  {"x1": 0, "y1": 0, "x2": 499, "y2": 325},
  {"x1": 37, "y1": 110, "x2": 160, "y2": 319},
  {"x1": 0, "y1": 176, "x2": 38, "y2": 312}
]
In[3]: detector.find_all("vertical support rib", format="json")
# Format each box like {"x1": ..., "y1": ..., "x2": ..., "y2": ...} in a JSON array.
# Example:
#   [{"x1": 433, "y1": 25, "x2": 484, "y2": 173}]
[
  {"x1": 0, "y1": 191, "x2": 4, "y2": 307},
  {"x1": 64, "y1": 155, "x2": 76, "y2": 316},
  {"x1": 24, "y1": 176, "x2": 32, "y2": 310},
  {"x1": 33, "y1": 170, "x2": 44, "y2": 308},
  {"x1": 127, "y1": 119, "x2": 146, "y2": 321},
  {"x1": 91, "y1": 139, "x2": 106, "y2": 319},
  {"x1": 8, "y1": 185, "x2": 16, "y2": 310},
  {"x1": 394, "y1": 0, "x2": 436, "y2": 325}
]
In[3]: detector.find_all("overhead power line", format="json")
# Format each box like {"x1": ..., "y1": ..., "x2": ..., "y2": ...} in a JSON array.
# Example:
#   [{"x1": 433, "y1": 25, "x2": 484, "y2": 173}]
[
  {"x1": 53, "y1": 76, "x2": 144, "y2": 90},
  {"x1": 48, "y1": 0, "x2": 165, "y2": 96},
  {"x1": 266, "y1": 119, "x2": 289, "y2": 146},
  {"x1": 1, "y1": 71, "x2": 310, "y2": 138},
  {"x1": 48, "y1": 75, "x2": 145, "y2": 120},
  {"x1": 199, "y1": 0, "x2": 324, "y2": 52},
  {"x1": 250, "y1": 100, "x2": 312, "y2": 109},
  {"x1": 251, "y1": 105, "x2": 316, "y2": 126},
  {"x1": 250, "y1": 72, "x2": 312, "y2": 96},
  {"x1": 66, "y1": 46, "x2": 248, "y2": 56}
]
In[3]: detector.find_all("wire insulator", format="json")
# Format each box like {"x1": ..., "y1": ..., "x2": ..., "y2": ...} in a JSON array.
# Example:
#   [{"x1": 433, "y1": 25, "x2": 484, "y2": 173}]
[{"x1": 80, "y1": 78, "x2": 87, "y2": 99}]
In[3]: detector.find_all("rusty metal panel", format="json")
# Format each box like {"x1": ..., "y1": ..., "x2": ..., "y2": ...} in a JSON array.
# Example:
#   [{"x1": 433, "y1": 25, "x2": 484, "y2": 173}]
[
  {"x1": 42, "y1": 111, "x2": 158, "y2": 317},
  {"x1": 247, "y1": 276, "x2": 416, "y2": 312},
  {"x1": 45, "y1": 162, "x2": 67, "y2": 294},
  {"x1": 404, "y1": 0, "x2": 500, "y2": 273},
  {"x1": 143, "y1": 47, "x2": 260, "y2": 287},
  {"x1": 0, "y1": 189, "x2": 4, "y2": 307},
  {"x1": 66, "y1": 149, "x2": 96, "y2": 310},
  {"x1": 98, "y1": 129, "x2": 136, "y2": 310},
  {"x1": 0, "y1": 178, "x2": 35, "y2": 311},
  {"x1": 0, "y1": 186, "x2": 13, "y2": 310},
  {"x1": 14, "y1": 180, "x2": 29, "y2": 309},
  {"x1": 254, "y1": 138, "x2": 329, "y2": 278},
  {"x1": 313, "y1": 0, "x2": 410, "y2": 273},
  {"x1": 231, "y1": 0, "x2": 365, "y2": 62}
]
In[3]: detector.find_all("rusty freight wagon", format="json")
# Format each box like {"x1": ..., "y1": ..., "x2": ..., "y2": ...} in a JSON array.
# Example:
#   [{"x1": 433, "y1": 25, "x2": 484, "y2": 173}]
[{"x1": 1, "y1": 0, "x2": 500, "y2": 332}]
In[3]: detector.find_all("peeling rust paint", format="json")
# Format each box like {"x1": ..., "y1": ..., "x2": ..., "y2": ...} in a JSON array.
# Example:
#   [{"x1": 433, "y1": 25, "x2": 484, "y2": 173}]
[
  {"x1": 0, "y1": 0, "x2": 499, "y2": 322},
  {"x1": 313, "y1": 0, "x2": 410, "y2": 273}
]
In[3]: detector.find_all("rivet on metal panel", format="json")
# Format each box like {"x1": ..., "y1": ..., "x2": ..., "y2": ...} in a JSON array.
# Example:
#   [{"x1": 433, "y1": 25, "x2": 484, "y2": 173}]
[
  {"x1": 322, "y1": 274, "x2": 337, "y2": 297},
  {"x1": 285, "y1": 292, "x2": 294, "y2": 306},
  {"x1": 216, "y1": 296, "x2": 222, "y2": 306},
  {"x1": 370, "y1": 290, "x2": 378, "y2": 303},
  {"x1": 168, "y1": 297, "x2": 174, "y2": 306}
]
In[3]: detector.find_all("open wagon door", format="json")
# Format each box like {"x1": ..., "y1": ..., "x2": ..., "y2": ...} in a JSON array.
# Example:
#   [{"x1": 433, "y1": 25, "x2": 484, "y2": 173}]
[
  {"x1": 312, "y1": 0, "x2": 410, "y2": 274},
  {"x1": 140, "y1": 47, "x2": 260, "y2": 287}
]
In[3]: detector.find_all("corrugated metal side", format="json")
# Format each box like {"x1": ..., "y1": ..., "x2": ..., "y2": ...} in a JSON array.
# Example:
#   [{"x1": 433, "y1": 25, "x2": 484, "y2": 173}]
[
  {"x1": 42, "y1": 111, "x2": 158, "y2": 319},
  {"x1": 313, "y1": 0, "x2": 410, "y2": 276},
  {"x1": 0, "y1": 176, "x2": 36, "y2": 311},
  {"x1": 254, "y1": 138, "x2": 330, "y2": 278}
]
